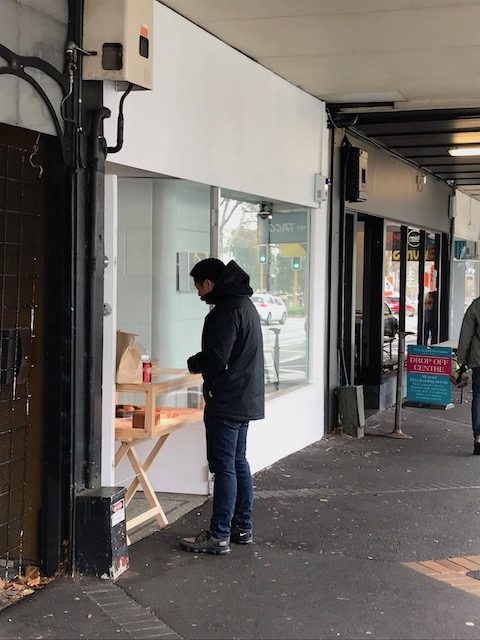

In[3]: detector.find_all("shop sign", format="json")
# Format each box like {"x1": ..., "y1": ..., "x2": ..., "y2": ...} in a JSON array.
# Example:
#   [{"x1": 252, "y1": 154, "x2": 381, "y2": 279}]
[
  {"x1": 406, "y1": 345, "x2": 452, "y2": 406},
  {"x1": 391, "y1": 231, "x2": 436, "y2": 262},
  {"x1": 258, "y1": 212, "x2": 308, "y2": 244},
  {"x1": 408, "y1": 230, "x2": 420, "y2": 248}
]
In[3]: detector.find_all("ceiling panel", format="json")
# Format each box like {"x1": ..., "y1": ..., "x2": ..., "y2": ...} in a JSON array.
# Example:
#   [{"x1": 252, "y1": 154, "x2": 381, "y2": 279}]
[
  {"x1": 350, "y1": 109, "x2": 480, "y2": 198},
  {"x1": 161, "y1": 0, "x2": 480, "y2": 197}
]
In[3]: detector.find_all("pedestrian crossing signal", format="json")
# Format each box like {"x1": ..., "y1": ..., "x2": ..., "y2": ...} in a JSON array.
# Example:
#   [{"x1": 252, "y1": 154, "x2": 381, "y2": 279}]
[
  {"x1": 258, "y1": 245, "x2": 268, "y2": 264},
  {"x1": 292, "y1": 256, "x2": 302, "y2": 270}
]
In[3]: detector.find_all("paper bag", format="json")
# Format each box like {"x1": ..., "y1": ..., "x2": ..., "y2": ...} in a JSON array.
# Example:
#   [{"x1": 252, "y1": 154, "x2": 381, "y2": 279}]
[{"x1": 116, "y1": 331, "x2": 143, "y2": 383}]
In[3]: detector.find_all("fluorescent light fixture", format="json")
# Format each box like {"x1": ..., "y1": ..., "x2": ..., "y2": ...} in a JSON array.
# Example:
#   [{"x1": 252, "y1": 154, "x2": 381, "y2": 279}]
[{"x1": 448, "y1": 146, "x2": 480, "y2": 157}]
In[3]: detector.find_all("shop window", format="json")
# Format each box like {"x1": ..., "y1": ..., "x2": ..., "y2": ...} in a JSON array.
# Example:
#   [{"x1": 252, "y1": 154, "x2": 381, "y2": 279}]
[
  {"x1": 218, "y1": 194, "x2": 309, "y2": 392},
  {"x1": 116, "y1": 177, "x2": 211, "y2": 406},
  {"x1": 423, "y1": 232, "x2": 438, "y2": 345},
  {"x1": 384, "y1": 224, "x2": 401, "y2": 370},
  {"x1": 451, "y1": 240, "x2": 480, "y2": 338},
  {"x1": 384, "y1": 224, "x2": 441, "y2": 354}
]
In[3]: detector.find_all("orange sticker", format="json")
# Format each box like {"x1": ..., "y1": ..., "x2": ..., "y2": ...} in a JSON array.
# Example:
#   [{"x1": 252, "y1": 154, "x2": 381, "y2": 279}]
[{"x1": 140, "y1": 24, "x2": 149, "y2": 37}]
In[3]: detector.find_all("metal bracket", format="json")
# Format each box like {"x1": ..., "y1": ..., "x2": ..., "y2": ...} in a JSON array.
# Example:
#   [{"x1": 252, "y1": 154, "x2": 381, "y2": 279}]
[{"x1": 0, "y1": 43, "x2": 73, "y2": 165}]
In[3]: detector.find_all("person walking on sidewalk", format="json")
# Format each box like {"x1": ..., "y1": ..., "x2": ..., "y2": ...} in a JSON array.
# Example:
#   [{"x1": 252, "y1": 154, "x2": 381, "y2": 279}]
[
  {"x1": 456, "y1": 296, "x2": 480, "y2": 454},
  {"x1": 180, "y1": 258, "x2": 265, "y2": 554}
]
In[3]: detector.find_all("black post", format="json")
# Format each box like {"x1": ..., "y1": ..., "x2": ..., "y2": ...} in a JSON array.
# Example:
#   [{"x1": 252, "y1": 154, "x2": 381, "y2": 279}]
[{"x1": 66, "y1": 0, "x2": 106, "y2": 572}]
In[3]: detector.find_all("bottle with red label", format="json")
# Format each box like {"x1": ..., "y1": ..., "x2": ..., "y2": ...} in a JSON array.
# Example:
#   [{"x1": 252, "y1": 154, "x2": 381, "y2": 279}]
[{"x1": 141, "y1": 353, "x2": 152, "y2": 383}]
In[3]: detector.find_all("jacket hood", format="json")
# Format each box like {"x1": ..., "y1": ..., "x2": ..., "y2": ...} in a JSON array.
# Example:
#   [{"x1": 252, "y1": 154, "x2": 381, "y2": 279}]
[{"x1": 202, "y1": 260, "x2": 253, "y2": 304}]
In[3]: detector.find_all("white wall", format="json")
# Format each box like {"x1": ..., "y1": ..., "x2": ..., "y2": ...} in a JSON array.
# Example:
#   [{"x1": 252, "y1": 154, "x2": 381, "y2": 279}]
[
  {"x1": 449, "y1": 191, "x2": 480, "y2": 339},
  {"x1": 104, "y1": 2, "x2": 325, "y2": 209},
  {"x1": 454, "y1": 191, "x2": 480, "y2": 241},
  {"x1": 345, "y1": 132, "x2": 452, "y2": 233},
  {"x1": 102, "y1": 175, "x2": 118, "y2": 486},
  {"x1": 0, "y1": 0, "x2": 67, "y2": 136}
]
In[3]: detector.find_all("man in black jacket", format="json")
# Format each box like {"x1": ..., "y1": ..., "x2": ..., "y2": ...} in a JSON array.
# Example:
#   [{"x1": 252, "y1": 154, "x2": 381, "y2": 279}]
[{"x1": 179, "y1": 258, "x2": 265, "y2": 554}]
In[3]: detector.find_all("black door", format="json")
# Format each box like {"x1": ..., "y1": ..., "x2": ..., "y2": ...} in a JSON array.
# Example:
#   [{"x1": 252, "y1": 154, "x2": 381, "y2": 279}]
[{"x1": 0, "y1": 125, "x2": 46, "y2": 569}]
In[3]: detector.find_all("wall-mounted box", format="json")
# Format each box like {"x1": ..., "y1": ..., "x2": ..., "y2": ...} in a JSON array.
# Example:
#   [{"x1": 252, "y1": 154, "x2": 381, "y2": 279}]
[
  {"x1": 83, "y1": 0, "x2": 154, "y2": 90},
  {"x1": 346, "y1": 148, "x2": 368, "y2": 202},
  {"x1": 314, "y1": 173, "x2": 330, "y2": 203}
]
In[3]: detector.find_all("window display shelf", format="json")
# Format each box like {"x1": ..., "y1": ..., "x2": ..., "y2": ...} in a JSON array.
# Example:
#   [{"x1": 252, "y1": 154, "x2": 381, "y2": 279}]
[{"x1": 116, "y1": 369, "x2": 203, "y2": 438}]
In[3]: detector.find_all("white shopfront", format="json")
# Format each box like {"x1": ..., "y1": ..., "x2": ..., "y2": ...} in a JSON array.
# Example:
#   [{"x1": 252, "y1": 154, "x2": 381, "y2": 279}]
[
  {"x1": 451, "y1": 191, "x2": 480, "y2": 338},
  {"x1": 100, "y1": 3, "x2": 329, "y2": 495}
]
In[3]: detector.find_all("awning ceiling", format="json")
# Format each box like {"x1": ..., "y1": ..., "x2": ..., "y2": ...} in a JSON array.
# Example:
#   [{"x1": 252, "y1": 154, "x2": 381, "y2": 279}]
[
  {"x1": 161, "y1": 0, "x2": 480, "y2": 199},
  {"x1": 339, "y1": 107, "x2": 480, "y2": 199}
]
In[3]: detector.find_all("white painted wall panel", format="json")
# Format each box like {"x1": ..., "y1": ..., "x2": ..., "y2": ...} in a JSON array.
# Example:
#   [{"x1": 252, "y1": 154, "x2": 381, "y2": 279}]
[
  {"x1": 102, "y1": 176, "x2": 118, "y2": 486},
  {"x1": 454, "y1": 191, "x2": 480, "y2": 241},
  {"x1": 104, "y1": 2, "x2": 325, "y2": 207},
  {"x1": 115, "y1": 421, "x2": 209, "y2": 495}
]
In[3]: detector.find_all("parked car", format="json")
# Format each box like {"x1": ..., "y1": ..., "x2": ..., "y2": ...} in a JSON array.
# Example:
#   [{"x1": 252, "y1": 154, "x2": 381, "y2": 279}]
[
  {"x1": 252, "y1": 293, "x2": 288, "y2": 325},
  {"x1": 384, "y1": 302, "x2": 399, "y2": 337},
  {"x1": 385, "y1": 296, "x2": 416, "y2": 316}
]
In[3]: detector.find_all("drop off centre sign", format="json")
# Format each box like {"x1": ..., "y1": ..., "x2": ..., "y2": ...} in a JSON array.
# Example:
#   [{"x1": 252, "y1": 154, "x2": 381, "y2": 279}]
[{"x1": 406, "y1": 345, "x2": 452, "y2": 407}]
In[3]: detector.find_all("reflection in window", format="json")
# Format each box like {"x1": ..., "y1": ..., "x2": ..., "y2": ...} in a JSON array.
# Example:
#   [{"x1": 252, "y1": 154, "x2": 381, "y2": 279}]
[
  {"x1": 384, "y1": 224, "x2": 401, "y2": 370},
  {"x1": 406, "y1": 228, "x2": 420, "y2": 345},
  {"x1": 116, "y1": 178, "x2": 211, "y2": 408},
  {"x1": 451, "y1": 240, "x2": 480, "y2": 337},
  {"x1": 423, "y1": 232, "x2": 438, "y2": 345},
  {"x1": 218, "y1": 195, "x2": 309, "y2": 392}
]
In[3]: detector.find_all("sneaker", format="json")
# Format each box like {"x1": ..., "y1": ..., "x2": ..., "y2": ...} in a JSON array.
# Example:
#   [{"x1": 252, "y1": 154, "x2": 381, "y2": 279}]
[
  {"x1": 230, "y1": 528, "x2": 253, "y2": 544},
  {"x1": 474, "y1": 442, "x2": 480, "y2": 455},
  {"x1": 179, "y1": 530, "x2": 231, "y2": 555}
]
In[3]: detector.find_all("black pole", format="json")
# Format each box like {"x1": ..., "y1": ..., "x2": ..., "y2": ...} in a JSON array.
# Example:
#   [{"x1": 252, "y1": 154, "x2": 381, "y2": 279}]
[
  {"x1": 338, "y1": 138, "x2": 351, "y2": 386},
  {"x1": 66, "y1": 0, "x2": 106, "y2": 572}
]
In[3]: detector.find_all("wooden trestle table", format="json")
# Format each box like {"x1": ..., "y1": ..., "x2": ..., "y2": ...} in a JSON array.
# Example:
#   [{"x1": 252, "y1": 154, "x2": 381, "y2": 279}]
[{"x1": 115, "y1": 369, "x2": 203, "y2": 544}]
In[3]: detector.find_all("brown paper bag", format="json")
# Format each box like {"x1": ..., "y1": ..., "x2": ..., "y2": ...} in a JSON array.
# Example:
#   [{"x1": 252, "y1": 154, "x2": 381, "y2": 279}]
[{"x1": 116, "y1": 331, "x2": 143, "y2": 383}]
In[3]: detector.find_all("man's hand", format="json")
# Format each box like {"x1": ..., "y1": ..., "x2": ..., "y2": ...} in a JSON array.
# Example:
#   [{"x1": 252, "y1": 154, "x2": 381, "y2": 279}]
[{"x1": 455, "y1": 364, "x2": 469, "y2": 388}]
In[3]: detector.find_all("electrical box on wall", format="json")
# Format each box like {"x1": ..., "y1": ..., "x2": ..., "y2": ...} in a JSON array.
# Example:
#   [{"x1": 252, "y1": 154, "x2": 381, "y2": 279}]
[
  {"x1": 346, "y1": 148, "x2": 368, "y2": 202},
  {"x1": 83, "y1": 0, "x2": 154, "y2": 90},
  {"x1": 314, "y1": 173, "x2": 330, "y2": 204}
]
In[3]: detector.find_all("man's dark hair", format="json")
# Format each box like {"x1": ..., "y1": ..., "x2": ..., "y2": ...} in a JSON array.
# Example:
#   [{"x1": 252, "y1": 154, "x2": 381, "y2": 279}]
[{"x1": 190, "y1": 258, "x2": 225, "y2": 283}]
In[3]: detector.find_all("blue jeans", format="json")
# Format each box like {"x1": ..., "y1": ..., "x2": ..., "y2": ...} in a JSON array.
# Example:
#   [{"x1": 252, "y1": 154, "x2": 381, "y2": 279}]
[
  {"x1": 472, "y1": 369, "x2": 480, "y2": 439},
  {"x1": 204, "y1": 414, "x2": 253, "y2": 539}
]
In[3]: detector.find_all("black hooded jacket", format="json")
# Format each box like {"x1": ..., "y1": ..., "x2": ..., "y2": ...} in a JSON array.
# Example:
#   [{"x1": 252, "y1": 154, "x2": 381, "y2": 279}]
[{"x1": 187, "y1": 261, "x2": 265, "y2": 421}]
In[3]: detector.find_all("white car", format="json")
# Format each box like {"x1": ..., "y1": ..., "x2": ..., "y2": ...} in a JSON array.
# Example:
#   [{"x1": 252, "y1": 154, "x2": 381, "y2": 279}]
[{"x1": 252, "y1": 294, "x2": 288, "y2": 325}]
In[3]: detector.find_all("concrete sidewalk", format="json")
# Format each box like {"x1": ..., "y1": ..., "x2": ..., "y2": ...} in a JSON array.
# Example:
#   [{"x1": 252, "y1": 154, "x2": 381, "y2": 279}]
[{"x1": 2, "y1": 388, "x2": 480, "y2": 639}]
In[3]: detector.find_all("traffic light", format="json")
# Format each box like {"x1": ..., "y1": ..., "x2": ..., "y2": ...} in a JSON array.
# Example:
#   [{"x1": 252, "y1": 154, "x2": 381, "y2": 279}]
[
  {"x1": 258, "y1": 245, "x2": 268, "y2": 264},
  {"x1": 292, "y1": 256, "x2": 302, "y2": 271}
]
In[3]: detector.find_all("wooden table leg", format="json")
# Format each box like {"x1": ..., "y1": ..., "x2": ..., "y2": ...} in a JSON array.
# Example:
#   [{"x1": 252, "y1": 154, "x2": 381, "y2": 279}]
[
  {"x1": 123, "y1": 441, "x2": 169, "y2": 534},
  {"x1": 123, "y1": 434, "x2": 169, "y2": 505},
  {"x1": 145, "y1": 388, "x2": 157, "y2": 436},
  {"x1": 115, "y1": 441, "x2": 131, "y2": 467}
]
